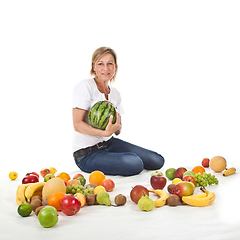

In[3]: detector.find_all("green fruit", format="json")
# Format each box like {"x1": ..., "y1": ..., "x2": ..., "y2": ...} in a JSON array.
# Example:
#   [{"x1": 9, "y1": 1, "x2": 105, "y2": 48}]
[
  {"x1": 151, "y1": 170, "x2": 163, "y2": 177},
  {"x1": 183, "y1": 171, "x2": 195, "y2": 178},
  {"x1": 17, "y1": 203, "x2": 32, "y2": 217},
  {"x1": 77, "y1": 177, "x2": 86, "y2": 186},
  {"x1": 138, "y1": 195, "x2": 154, "y2": 211},
  {"x1": 38, "y1": 206, "x2": 58, "y2": 228},
  {"x1": 96, "y1": 191, "x2": 111, "y2": 206},
  {"x1": 165, "y1": 168, "x2": 176, "y2": 180}
]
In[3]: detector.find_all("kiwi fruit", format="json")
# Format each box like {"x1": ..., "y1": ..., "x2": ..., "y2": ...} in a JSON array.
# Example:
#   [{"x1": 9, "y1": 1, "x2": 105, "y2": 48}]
[
  {"x1": 167, "y1": 184, "x2": 175, "y2": 194},
  {"x1": 35, "y1": 206, "x2": 45, "y2": 216},
  {"x1": 86, "y1": 194, "x2": 96, "y2": 205},
  {"x1": 30, "y1": 199, "x2": 42, "y2": 211},
  {"x1": 167, "y1": 194, "x2": 180, "y2": 206},
  {"x1": 114, "y1": 194, "x2": 127, "y2": 206},
  {"x1": 31, "y1": 195, "x2": 42, "y2": 202}
]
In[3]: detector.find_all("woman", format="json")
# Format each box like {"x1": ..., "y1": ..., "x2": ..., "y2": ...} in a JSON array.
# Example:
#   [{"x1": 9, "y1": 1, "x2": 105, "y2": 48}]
[{"x1": 72, "y1": 47, "x2": 164, "y2": 176}]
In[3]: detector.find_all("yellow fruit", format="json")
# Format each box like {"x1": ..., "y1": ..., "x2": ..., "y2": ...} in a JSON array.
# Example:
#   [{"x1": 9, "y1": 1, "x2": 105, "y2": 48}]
[
  {"x1": 172, "y1": 178, "x2": 182, "y2": 184},
  {"x1": 42, "y1": 178, "x2": 66, "y2": 204},
  {"x1": 49, "y1": 167, "x2": 57, "y2": 175},
  {"x1": 189, "y1": 182, "x2": 196, "y2": 190},
  {"x1": 210, "y1": 156, "x2": 227, "y2": 172},
  {"x1": 94, "y1": 186, "x2": 105, "y2": 195},
  {"x1": 9, "y1": 171, "x2": 18, "y2": 180}
]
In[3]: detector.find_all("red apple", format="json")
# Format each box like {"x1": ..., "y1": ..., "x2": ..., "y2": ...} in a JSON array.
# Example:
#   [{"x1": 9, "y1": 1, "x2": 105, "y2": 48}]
[
  {"x1": 182, "y1": 175, "x2": 195, "y2": 184},
  {"x1": 40, "y1": 168, "x2": 50, "y2": 178},
  {"x1": 22, "y1": 175, "x2": 39, "y2": 184},
  {"x1": 202, "y1": 158, "x2": 210, "y2": 168},
  {"x1": 174, "y1": 167, "x2": 187, "y2": 179},
  {"x1": 130, "y1": 185, "x2": 149, "y2": 204},
  {"x1": 172, "y1": 182, "x2": 194, "y2": 197},
  {"x1": 150, "y1": 175, "x2": 167, "y2": 190},
  {"x1": 26, "y1": 172, "x2": 39, "y2": 179},
  {"x1": 101, "y1": 179, "x2": 115, "y2": 192},
  {"x1": 73, "y1": 173, "x2": 84, "y2": 179}
]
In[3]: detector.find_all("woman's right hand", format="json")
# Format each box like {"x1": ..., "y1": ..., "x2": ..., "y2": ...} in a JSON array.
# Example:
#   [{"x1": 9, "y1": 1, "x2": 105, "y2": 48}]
[{"x1": 104, "y1": 113, "x2": 121, "y2": 137}]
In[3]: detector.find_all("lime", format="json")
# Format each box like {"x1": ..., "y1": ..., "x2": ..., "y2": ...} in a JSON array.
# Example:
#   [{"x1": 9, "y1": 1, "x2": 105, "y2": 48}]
[{"x1": 17, "y1": 203, "x2": 32, "y2": 217}]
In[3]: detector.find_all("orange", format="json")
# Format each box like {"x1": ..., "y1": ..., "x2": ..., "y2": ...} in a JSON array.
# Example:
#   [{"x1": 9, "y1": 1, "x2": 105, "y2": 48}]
[
  {"x1": 56, "y1": 172, "x2": 70, "y2": 182},
  {"x1": 192, "y1": 166, "x2": 205, "y2": 175},
  {"x1": 48, "y1": 192, "x2": 66, "y2": 211},
  {"x1": 89, "y1": 170, "x2": 106, "y2": 186}
]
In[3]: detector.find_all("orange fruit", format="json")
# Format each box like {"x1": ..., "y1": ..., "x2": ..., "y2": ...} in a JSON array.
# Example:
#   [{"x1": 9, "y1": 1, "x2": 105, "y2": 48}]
[
  {"x1": 48, "y1": 192, "x2": 66, "y2": 211},
  {"x1": 56, "y1": 172, "x2": 70, "y2": 182},
  {"x1": 89, "y1": 170, "x2": 106, "y2": 186},
  {"x1": 192, "y1": 166, "x2": 205, "y2": 175}
]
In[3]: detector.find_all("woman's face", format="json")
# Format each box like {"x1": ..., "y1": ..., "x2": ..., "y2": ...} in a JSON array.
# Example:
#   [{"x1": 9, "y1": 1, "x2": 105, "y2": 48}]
[{"x1": 93, "y1": 53, "x2": 116, "y2": 83}]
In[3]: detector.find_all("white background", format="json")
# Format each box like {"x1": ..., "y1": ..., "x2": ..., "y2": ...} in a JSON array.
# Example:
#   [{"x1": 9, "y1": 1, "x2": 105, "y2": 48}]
[{"x1": 1, "y1": 1, "x2": 240, "y2": 240}]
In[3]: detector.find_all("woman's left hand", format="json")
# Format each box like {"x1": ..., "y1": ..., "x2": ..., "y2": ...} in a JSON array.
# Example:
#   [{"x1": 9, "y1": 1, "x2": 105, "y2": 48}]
[{"x1": 104, "y1": 113, "x2": 122, "y2": 137}]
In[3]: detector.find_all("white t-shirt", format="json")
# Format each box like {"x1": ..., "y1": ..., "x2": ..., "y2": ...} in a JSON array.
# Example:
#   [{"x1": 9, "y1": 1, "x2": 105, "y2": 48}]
[{"x1": 72, "y1": 79, "x2": 124, "y2": 152}]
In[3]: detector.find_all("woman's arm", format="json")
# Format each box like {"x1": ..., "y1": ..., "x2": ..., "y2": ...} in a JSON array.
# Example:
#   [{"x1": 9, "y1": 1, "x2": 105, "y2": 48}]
[{"x1": 72, "y1": 108, "x2": 121, "y2": 137}]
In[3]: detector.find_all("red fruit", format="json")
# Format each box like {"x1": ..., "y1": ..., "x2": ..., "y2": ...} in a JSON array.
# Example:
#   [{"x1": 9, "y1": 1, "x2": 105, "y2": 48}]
[
  {"x1": 73, "y1": 173, "x2": 84, "y2": 179},
  {"x1": 26, "y1": 172, "x2": 39, "y2": 179},
  {"x1": 182, "y1": 175, "x2": 195, "y2": 184},
  {"x1": 172, "y1": 182, "x2": 194, "y2": 198},
  {"x1": 130, "y1": 185, "x2": 149, "y2": 204},
  {"x1": 174, "y1": 167, "x2": 187, "y2": 179},
  {"x1": 60, "y1": 195, "x2": 81, "y2": 216},
  {"x1": 150, "y1": 175, "x2": 167, "y2": 190},
  {"x1": 22, "y1": 175, "x2": 39, "y2": 184},
  {"x1": 40, "y1": 168, "x2": 50, "y2": 178},
  {"x1": 202, "y1": 158, "x2": 210, "y2": 168},
  {"x1": 101, "y1": 179, "x2": 115, "y2": 192}
]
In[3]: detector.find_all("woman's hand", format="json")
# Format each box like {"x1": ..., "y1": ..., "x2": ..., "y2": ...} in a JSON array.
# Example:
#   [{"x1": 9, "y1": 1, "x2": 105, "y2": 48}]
[{"x1": 104, "y1": 113, "x2": 122, "y2": 137}]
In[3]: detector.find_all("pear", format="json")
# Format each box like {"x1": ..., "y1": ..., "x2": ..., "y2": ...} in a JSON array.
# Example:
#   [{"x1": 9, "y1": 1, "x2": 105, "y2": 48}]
[
  {"x1": 138, "y1": 195, "x2": 154, "y2": 211},
  {"x1": 96, "y1": 191, "x2": 111, "y2": 206}
]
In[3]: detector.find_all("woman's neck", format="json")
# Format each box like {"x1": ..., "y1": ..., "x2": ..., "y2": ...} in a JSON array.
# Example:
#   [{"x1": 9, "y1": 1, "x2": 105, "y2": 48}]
[{"x1": 94, "y1": 78, "x2": 110, "y2": 99}]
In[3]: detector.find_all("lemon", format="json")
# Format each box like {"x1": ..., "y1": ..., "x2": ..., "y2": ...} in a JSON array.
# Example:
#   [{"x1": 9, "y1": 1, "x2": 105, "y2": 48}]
[
  {"x1": 49, "y1": 167, "x2": 57, "y2": 175},
  {"x1": 94, "y1": 186, "x2": 105, "y2": 195},
  {"x1": 9, "y1": 171, "x2": 18, "y2": 180},
  {"x1": 172, "y1": 178, "x2": 182, "y2": 184}
]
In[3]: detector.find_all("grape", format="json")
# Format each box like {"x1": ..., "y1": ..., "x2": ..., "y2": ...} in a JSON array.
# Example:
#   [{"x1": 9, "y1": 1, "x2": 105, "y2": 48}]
[
  {"x1": 194, "y1": 172, "x2": 219, "y2": 187},
  {"x1": 66, "y1": 184, "x2": 95, "y2": 197}
]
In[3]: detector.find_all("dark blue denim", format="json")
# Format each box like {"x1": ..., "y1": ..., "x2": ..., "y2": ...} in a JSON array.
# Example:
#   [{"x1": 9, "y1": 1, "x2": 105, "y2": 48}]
[{"x1": 74, "y1": 137, "x2": 164, "y2": 176}]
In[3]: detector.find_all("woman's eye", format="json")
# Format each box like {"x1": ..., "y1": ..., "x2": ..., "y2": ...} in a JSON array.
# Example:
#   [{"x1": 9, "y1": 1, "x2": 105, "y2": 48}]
[{"x1": 98, "y1": 63, "x2": 103, "y2": 65}]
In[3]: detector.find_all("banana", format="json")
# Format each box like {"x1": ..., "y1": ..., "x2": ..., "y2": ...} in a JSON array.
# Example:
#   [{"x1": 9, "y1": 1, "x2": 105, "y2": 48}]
[
  {"x1": 223, "y1": 167, "x2": 236, "y2": 176},
  {"x1": 16, "y1": 184, "x2": 31, "y2": 205},
  {"x1": 182, "y1": 187, "x2": 215, "y2": 207},
  {"x1": 149, "y1": 189, "x2": 169, "y2": 207},
  {"x1": 24, "y1": 182, "x2": 45, "y2": 202}
]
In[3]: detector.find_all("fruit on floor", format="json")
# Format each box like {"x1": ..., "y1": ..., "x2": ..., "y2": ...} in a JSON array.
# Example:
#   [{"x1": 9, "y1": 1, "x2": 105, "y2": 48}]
[
  {"x1": 148, "y1": 189, "x2": 169, "y2": 207},
  {"x1": 182, "y1": 187, "x2": 215, "y2": 207},
  {"x1": 172, "y1": 178, "x2": 182, "y2": 185},
  {"x1": 24, "y1": 182, "x2": 46, "y2": 202},
  {"x1": 151, "y1": 170, "x2": 163, "y2": 177},
  {"x1": 44, "y1": 174, "x2": 55, "y2": 182},
  {"x1": 150, "y1": 174, "x2": 167, "y2": 190},
  {"x1": 60, "y1": 195, "x2": 81, "y2": 215},
  {"x1": 74, "y1": 193, "x2": 86, "y2": 207},
  {"x1": 165, "y1": 168, "x2": 176, "y2": 180},
  {"x1": 114, "y1": 194, "x2": 127, "y2": 206},
  {"x1": 17, "y1": 203, "x2": 32, "y2": 217},
  {"x1": 138, "y1": 195, "x2": 154, "y2": 211},
  {"x1": 96, "y1": 191, "x2": 111, "y2": 206},
  {"x1": 38, "y1": 206, "x2": 58, "y2": 228},
  {"x1": 192, "y1": 166, "x2": 205, "y2": 175},
  {"x1": 56, "y1": 172, "x2": 71, "y2": 182},
  {"x1": 167, "y1": 195, "x2": 180, "y2": 206},
  {"x1": 49, "y1": 167, "x2": 57, "y2": 175},
  {"x1": 101, "y1": 179, "x2": 115, "y2": 192},
  {"x1": 167, "y1": 184, "x2": 175, "y2": 194},
  {"x1": 30, "y1": 199, "x2": 42, "y2": 212},
  {"x1": 172, "y1": 182, "x2": 194, "y2": 198},
  {"x1": 73, "y1": 173, "x2": 84, "y2": 179},
  {"x1": 66, "y1": 179, "x2": 81, "y2": 186},
  {"x1": 130, "y1": 185, "x2": 149, "y2": 204},
  {"x1": 22, "y1": 175, "x2": 39, "y2": 184},
  {"x1": 26, "y1": 172, "x2": 39, "y2": 179},
  {"x1": 35, "y1": 206, "x2": 45, "y2": 216},
  {"x1": 16, "y1": 184, "x2": 31, "y2": 205},
  {"x1": 94, "y1": 185, "x2": 106, "y2": 195},
  {"x1": 182, "y1": 175, "x2": 195, "y2": 184},
  {"x1": 48, "y1": 192, "x2": 66, "y2": 211},
  {"x1": 77, "y1": 177, "x2": 86, "y2": 186},
  {"x1": 210, "y1": 156, "x2": 227, "y2": 172},
  {"x1": 89, "y1": 170, "x2": 106, "y2": 186},
  {"x1": 42, "y1": 178, "x2": 66, "y2": 204},
  {"x1": 86, "y1": 194, "x2": 96, "y2": 205},
  {"x1": 9, "y1": 171, "x2": 18, "y2": 180},
  {"x1": 174, "y1": 167, "x2": 187, "y2": 179},
  {"x1": 183, "y1": 171, "x2": 195, "y2": 178},
  {"x1": 223, "y1": 167, "x2": 236, "y2": 176},
  {"x1": 40, "y1": 168, "x2": 51, "y2": 178},
  {"x1": 202, "y1": 158, "x2": 210, "y2": 168}
]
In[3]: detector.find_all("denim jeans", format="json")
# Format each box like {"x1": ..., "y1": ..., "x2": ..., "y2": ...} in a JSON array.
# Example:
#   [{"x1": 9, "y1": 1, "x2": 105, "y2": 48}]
[{"x1": 74, "y1": 137, "x2": 164, "y2": 176}]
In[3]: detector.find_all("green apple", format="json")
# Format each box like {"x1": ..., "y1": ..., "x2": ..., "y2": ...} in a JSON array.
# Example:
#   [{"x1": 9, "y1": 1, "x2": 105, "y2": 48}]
[
  {"x1": 183, "y1": 171, "x2": 195, "y2": 177},
  {"x1": 44, "y1": 174, "x2": 55, "y2": 182},
  {"x1": 151, "y1": 170, "x2": 163, "y2": 177},
  {"x1": 138, "y1": 195, "x2": 154, "y2": 211},
  {"x1": 165, "y1": 168, "x2": 176, "y2": 180},
  {"x1": 38, "y1": 206, "x2": 58, "y2": 228}
]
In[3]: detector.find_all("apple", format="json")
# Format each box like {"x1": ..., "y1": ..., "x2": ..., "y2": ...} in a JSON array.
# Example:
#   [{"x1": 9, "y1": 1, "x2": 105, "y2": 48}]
[
  {"x1": 165, "y1": 168, "x2": 176, "y2": 180},
  {"x1": 151, "y1": 170, "x2": 163, "y2": 177},
  {"x1": 77, "y1": 177, "x2": 86, "y2": 186},
  {"x1": 40, "y1": 168, "x2": 50, "y2": 178},
  {"x1": 183, "y1": 171, "x2": 195, "y2": 178},
  {"x1": 130, "y1": 185, "x2": 149, "y2": 204},
  {"x1": 60, "y1": 195, "x2": 81, "y2": 216},
  {"x1": 22, "y1": 175, "x2": 39, "y2": 184},
  {"x1": 182, "y1": 175, "x2": 195, "y2": 184},
  {"x1": 44, "y1": 174, "x2": 55, "y2": 182},
  {"x1": 101, "y1": 179, "x2": 115, "y2": 192},
  {"x1": 202, "y1": 158, "x2": 210, "y2": 168},
  {"x1": 26, "y1": 172, "x2": 39, "y2": 179},
  {"x1": 172, "y1": 182, "x2": 194, "y2": 197},
  {"x1": 174, "y1": 167, "x2": 187, "y2": 179},
  {"x1": 66, "y1": 179, "x2": 81, "y2": 186},
  {"x1": 73, "y1": 173, "x2": 84, "y2": 179},
  {"x1": 150, "y1": 175, "x2": 167, "y2": 190},
  {"x1": 38, "y1": 206, "x2": 58, "y2": 228}
]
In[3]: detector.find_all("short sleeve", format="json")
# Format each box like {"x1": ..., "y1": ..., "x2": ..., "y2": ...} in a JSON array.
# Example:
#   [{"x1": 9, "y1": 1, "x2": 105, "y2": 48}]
[{"x1": 72, "y1": 80, "x2": 92, "y2": 110}]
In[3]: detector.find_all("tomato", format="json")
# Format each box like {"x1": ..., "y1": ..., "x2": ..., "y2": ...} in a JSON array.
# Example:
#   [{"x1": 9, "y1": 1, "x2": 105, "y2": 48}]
[{"x1": 60, "y1": 195, "x2": 81, "y2": 216}]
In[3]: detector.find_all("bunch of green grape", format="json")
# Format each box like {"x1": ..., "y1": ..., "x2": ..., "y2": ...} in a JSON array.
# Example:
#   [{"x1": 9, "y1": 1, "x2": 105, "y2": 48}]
[
  {"x1": 66, "y1": 184, "x2": 94, "y2": 197},
  {"x1": 194, "y1": 172, "x2": 219, "y2": 187}
]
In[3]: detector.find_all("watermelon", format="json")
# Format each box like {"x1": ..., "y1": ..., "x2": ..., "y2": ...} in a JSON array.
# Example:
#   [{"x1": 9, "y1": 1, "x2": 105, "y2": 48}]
[{"x1": 88, "y1": 101, "x2": 116, "y2": 130}]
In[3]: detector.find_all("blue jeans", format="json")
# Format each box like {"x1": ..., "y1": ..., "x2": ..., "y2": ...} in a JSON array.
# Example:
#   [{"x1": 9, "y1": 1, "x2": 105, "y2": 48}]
[{"x1": 74, "y1": 137, "x2": 165, "y2": 176}]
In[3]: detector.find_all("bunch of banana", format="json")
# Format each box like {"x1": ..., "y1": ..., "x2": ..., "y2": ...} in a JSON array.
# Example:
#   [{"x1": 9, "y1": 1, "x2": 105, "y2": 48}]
[
  {"x1": 16, "y1": 182, "x2": 45, "y2": 205},
  {"x1": 182, "y1": 187, "x2": 215, "y2": 207},
  {"x1": 148, "y1": 189, "x2": 169, "y2": 207},
  {"x1": 223, "y1": 167, "x2": 236, "y2": 176}
]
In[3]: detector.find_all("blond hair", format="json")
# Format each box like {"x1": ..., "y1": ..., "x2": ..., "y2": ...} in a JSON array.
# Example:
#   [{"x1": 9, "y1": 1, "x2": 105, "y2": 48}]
[{"x1": 90, "y1": 47, "x2": 118, "y2": 82}]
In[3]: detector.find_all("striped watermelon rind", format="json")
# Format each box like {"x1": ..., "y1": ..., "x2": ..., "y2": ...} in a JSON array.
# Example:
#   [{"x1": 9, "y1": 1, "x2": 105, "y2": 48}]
[{"x1": 88, "y1": 101, "x2": 116, "y2": 130}]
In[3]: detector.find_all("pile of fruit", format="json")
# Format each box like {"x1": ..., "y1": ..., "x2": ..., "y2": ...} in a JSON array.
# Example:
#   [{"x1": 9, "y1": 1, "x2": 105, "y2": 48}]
[{"x1": 10, "y1": 155, "x2": 237, "y2": 227}]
